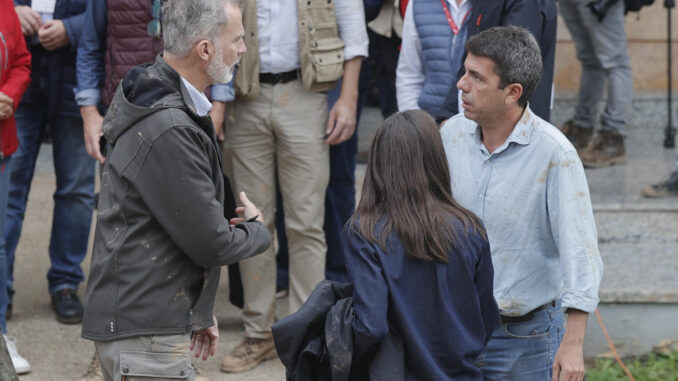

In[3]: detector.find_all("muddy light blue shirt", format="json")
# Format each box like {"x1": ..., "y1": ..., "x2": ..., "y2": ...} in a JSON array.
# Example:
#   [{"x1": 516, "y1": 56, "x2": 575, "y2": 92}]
[{"x1": 440, "y1": 106, "x2": 603, "y2": 316}]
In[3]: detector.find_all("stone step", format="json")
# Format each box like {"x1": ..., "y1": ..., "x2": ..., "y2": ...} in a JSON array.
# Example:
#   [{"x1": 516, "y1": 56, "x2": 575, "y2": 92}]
[
  {"x1": 594, "y1": 208, "x2": 678, "y2": 244},
  {"x1": 593, "y1": 204, "x2": 677, "y2": 303}
]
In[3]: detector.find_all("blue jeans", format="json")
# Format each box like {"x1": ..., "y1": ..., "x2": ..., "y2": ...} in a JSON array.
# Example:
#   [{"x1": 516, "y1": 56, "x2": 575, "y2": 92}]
[
  {"x1": 476, "y1": 301, "x2": 565, "y2": 381},
  {"x1": 0, "y1": 156, "x2": 11, "y2": 333},
  {"x1": 4, "y1": 101, "x2": 95, "y2": 299}
]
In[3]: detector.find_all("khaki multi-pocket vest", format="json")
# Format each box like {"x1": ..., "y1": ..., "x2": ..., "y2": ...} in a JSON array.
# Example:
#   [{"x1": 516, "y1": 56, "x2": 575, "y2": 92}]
[{"x1": 235, "y1": 0, "x2": 345, "y2": 100}]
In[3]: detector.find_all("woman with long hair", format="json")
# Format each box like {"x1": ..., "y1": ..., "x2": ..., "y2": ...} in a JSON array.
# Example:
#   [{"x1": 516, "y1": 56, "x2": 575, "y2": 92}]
[{"x1": 346, "y1": 110, "x2": 497, "y2": 380}]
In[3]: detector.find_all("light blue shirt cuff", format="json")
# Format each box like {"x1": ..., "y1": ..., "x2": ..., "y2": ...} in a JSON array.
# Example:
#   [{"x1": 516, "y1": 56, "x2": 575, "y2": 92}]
[
  {"x1": 211, "y1": 84, "x2": 235, "y2": 102},
  {"x1": 75, "y1": 88, "x2": 101, "y2": 107},
  {"x1": 561, "y1": 289, "x2": 600, "y2": 314}
]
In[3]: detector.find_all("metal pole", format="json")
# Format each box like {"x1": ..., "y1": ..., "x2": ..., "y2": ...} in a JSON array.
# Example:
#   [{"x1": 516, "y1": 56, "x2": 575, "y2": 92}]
[{"x1": 665, "y1": 0, "x2": 676, "y2": 148}]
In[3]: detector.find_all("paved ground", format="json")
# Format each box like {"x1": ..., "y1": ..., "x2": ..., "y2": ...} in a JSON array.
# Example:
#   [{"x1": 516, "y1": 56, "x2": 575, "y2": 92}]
[{"x1": 6, "y1": 105, "x2": 678, "y2": 379}]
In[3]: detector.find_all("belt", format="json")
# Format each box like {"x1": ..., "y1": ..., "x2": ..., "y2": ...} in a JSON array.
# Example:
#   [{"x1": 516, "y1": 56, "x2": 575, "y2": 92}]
[
  {"x1": 498, "y1": 301, "x2": 556, "y2": 325},
  {"x1": 259, "y1": 70, "x2": 298, "y2": 85}
]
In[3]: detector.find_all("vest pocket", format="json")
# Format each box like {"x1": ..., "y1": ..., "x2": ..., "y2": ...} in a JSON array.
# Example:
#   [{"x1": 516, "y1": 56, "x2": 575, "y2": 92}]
[{"x1": 308, "y1": 37, "x2": 345, "y2": 85}]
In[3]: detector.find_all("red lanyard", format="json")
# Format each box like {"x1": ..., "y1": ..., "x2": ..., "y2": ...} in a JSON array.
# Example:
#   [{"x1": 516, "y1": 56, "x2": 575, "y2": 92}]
[{"x1": 440, "y1": 0, "x2": 470, "y2": 35}]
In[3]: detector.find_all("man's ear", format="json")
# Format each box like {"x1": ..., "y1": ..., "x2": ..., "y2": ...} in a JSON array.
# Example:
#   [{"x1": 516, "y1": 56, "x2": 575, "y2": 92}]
[
  {"x1": 504, "y1": 83, "x2": 523, "y2": 106},
  {"x1": 196, "y1": 39, "x2": 213, "y2": 63}
]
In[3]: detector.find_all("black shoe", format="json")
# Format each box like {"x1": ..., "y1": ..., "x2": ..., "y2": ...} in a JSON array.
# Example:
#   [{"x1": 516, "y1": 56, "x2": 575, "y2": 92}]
[{"x1": 51, "y1": 289, "x2": 83, "y2": 324}]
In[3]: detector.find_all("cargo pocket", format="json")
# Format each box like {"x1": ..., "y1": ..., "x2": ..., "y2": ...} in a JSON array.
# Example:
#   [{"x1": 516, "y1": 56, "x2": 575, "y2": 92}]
[
  {"x1": 119, "y1": 351, "x2": 193, "y2": 380},
  {"x1": 310, "y1": 37, "x2": 345, "y2": 84}
]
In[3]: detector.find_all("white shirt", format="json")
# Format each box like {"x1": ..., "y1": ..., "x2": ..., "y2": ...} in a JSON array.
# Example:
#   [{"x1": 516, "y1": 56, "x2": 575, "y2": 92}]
[
  {"x1": 396, "y1": 0, "x2": 470, "y2": 112},
  {"x1": 181, "y1": 77, "x2": 213, "y2": 117},
  {"x1": 257, "y1": 0, "x2": 369, "y2": 74}
]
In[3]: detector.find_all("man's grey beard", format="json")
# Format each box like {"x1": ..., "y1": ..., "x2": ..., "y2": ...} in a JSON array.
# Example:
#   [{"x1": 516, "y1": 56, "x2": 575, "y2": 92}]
[{"x1": 207, "y1": 46, "x2": 236, "y2": 84}]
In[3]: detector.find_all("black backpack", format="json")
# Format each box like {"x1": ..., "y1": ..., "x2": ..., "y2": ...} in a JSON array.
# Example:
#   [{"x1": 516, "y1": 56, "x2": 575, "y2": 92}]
[{"x1": 624, "y1": 0, "x2": 655, "y2": 13}]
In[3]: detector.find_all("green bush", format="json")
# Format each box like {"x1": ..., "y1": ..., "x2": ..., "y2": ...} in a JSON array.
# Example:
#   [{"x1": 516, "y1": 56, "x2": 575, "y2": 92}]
[{"x1": 586, "y1": 351, "x2": 678, "y2": 381}]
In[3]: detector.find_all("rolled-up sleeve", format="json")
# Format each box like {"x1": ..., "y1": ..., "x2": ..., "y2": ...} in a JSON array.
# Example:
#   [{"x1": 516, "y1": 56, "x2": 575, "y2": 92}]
[
  {"x1": 75, "y1": 0, "x2": 106, "y2": 106},
  {"x1": 335, "y1": 0, "x2": 369, "y2": 60},
  {"x1": 547, "y1": 150, "x2": 603, "y2": 313}
]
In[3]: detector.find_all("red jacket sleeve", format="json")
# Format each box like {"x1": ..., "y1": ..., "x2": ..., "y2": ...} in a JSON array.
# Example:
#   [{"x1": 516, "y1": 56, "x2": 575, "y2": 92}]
[{"x1": 0, "y1": 7, "x2": 31, "y2": 109}]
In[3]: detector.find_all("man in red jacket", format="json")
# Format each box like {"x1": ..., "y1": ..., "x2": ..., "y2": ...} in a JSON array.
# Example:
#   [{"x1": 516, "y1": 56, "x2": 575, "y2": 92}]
[{"x1": 0, "y1": 0, "x2": 32, "y2": 374}]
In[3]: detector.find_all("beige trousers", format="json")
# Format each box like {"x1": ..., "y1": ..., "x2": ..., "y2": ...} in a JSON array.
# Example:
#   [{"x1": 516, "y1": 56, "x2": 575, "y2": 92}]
[
  {"x1": 95, "y1": 334, "x2": 194, "y2": 381},
  {"x1": 227, "y1": 79, "x2": 329, "y2": 338}
]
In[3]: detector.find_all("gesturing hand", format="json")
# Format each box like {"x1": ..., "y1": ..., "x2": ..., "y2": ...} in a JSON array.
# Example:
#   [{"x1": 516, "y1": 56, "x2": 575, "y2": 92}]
[{"x1": 229, "y1": 192, "x2": 264, "y2": 225}]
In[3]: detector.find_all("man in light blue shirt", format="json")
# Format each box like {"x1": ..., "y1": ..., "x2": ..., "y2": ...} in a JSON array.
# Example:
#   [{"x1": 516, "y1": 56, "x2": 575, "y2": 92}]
[{"x1": 441, "y1": 26, "x2": 603, "y2": 381}]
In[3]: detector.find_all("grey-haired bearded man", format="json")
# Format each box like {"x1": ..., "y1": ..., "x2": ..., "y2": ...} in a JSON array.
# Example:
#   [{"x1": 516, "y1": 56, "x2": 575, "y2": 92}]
[{"x1": 80, "y1": 1, "x2": 271, "y2": 379}]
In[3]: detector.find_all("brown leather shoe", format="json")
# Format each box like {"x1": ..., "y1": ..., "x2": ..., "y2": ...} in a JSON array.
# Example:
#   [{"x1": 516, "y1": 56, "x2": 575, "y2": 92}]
[
  {"x1": 560, "y1": 120, "x2": 593, "y2": 153},
  {"x1": 580, "y1": 130, "x2": 627, "y2": 168},
  {"x1": 220, "y1": 336, "x2": 277, "y2": 373}
]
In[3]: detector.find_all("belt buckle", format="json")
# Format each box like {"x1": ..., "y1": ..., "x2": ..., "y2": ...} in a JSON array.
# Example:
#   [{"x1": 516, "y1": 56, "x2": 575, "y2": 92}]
[{"x1": 271, "y1": 73, "x2": 283, "y2": 85}]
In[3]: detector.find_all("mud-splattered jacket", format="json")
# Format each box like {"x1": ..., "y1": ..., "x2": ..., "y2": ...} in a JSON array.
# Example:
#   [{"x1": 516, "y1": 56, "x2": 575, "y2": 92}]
[{"x1": 81, "y1": 56, "x2": 271, "y2": 341}]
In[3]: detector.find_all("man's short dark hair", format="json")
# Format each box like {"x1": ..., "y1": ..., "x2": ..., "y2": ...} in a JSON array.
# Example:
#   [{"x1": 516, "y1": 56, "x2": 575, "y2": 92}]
[{"x1": 465, "y1": 26, "x2": 543, "y2": 108}]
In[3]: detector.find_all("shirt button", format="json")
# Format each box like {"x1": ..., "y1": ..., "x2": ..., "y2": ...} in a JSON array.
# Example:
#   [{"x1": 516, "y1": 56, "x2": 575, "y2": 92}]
[
  {"x1": 478, "y1": 193, "x2": 484, "y2": 198},
  {"x1": 122, "y1": 368, "x2": 129, "y2": 374}
]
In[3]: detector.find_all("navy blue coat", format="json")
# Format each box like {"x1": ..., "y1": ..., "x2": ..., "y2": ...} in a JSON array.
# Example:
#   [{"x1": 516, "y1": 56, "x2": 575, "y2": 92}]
[
  {"x1": 15, "y1": 0, "x2": 86, "y2": 119},
  {"x1": 345, "y1": 217, "x2": 498, "y2": 380},
  {"x1": 445, "y1": 0, "x2": 558, "y2": 122}
]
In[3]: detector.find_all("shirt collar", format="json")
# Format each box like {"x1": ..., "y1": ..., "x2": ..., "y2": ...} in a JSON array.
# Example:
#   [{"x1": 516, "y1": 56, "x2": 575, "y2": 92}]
[
  {"x1": 505, "y1": 106, "x2": 535, "y2": 146},
  {"x1": 180, "y1": 77, "x2": 212, "y2": 116},
  {"x1": 468, "y1": 105, "x2": 536, "y2": 154}
]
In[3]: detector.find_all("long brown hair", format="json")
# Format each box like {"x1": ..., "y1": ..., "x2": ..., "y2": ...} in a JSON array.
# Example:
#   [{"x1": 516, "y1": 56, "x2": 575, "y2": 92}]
[{"x1": 348, "y1": 110, "x2": 485, "y2": 262}]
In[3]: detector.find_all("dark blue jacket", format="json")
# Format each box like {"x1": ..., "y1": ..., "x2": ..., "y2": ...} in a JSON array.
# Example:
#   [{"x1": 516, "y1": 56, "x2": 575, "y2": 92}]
[
  {"x1": 345, "y1": 217, "x2": 498, "y2": 381},
  {"x1": 444, "y1": 0, "x2": 558, "y2": 122},
  {"x1": 15, "y1": 0, "x2": 86, "y2": 119}
]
